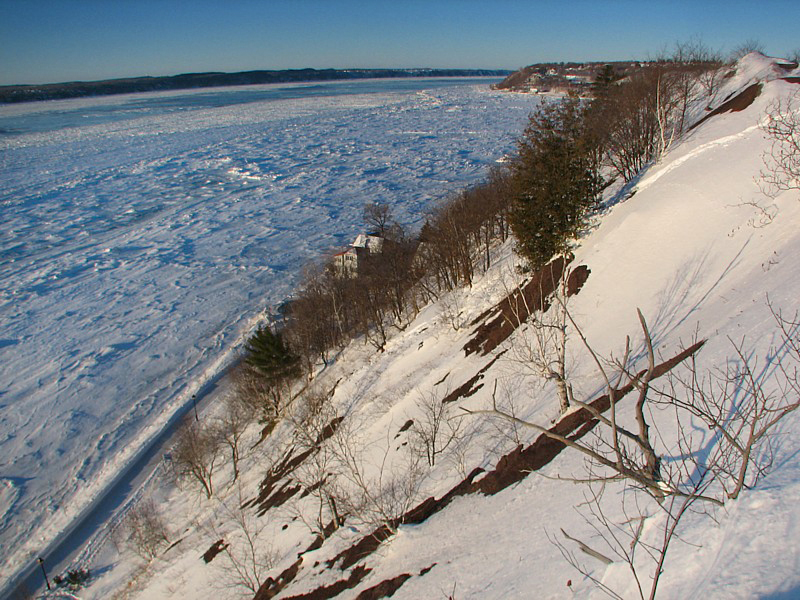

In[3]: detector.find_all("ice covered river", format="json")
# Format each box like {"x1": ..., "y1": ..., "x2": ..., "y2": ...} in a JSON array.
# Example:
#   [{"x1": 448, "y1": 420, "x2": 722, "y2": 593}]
[{"x1": 0, "y1": 77, "x2": 539, "y2": 588}]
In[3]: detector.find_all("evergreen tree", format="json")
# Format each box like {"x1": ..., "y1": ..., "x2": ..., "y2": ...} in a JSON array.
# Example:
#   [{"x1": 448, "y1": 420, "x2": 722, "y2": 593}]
[
  {"x1": 592, "y1": 64, "x2": 619, "y2": 97},
  {"x1": 244, "y1": 325, "x2": 301, "y2": 383},
  {"x1": 508, "y1": 97, "x2": 603, "y2": 267}
]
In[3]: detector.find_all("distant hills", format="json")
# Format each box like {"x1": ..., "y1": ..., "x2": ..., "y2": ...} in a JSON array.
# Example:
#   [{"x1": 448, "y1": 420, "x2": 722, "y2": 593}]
[{"x1": 0, "y1": 68, "x2": 511, "y2": 104}]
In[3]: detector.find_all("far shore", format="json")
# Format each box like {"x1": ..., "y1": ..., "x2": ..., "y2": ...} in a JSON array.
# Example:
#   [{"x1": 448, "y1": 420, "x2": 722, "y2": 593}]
[{"x1": 0, "y1": 68, "x2": 510, "y2": 105}]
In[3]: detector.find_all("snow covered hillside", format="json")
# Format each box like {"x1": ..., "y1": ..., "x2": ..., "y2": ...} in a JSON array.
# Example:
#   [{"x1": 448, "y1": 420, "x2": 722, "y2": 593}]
[
  {"x1": 22, "y1": 54, "x2": 800, "y2": 599},
  {"x1": 0, "y1": 79, "x2": 541, "y2": 595}
]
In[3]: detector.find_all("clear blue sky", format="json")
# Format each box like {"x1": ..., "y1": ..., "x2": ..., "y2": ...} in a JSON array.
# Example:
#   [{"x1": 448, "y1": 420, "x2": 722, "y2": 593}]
[{"x1": 1, "y1": 0, "x2": 798, "y2": 86}]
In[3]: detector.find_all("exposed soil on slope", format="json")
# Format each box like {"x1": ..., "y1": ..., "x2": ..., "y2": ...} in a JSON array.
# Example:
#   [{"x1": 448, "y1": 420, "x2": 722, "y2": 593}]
[
  {"x1": 689, "y1": 82, "x2": 763, "y2": 131},
  {"x1": 353, "y1": 564, "x2": 435, "y2": 600},
  {"x1": 280, "y1": 564, "x2": 372, "y2": 600},
  {"x1": 201, "y1": 539, "x2": 229, "y2": 563},
  {"x1": 441, "y1": 351, "x2": 505, "y2": 405},
  {"x1": 253, "y1": 340, "x2": 703, "y2": 599},
  {"x1": 354, "y1": 572, "x2": 411, "y2": 600},
  {"x1": 245, "y1": 417, "x2": 344, "y2": 516},
  {"x1": 464, "y1": 255, "x2": 590, "y2": 357}
]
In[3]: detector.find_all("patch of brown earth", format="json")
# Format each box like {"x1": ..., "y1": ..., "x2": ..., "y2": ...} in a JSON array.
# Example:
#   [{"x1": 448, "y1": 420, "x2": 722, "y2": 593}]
[
  {"x1": 254, "y1": 558, "x2": 303, "y2": 600},
  {"x1": 689, "y1": 83, "x2": 763, "y2": 131},
  {"x1": 441, "y1": 351, "x2": 505, "y2": 405},
  {"x1": 566, "y1": 263, "x2": 590, "y2": 296},
  {"x1": 782, "y1": 77, "x2": 800, "y2": 85},
  {"x1": 245, "y1": 417, "x2": 344, "y2": 516},
  {"x1": 327, "y1": 525, "x2": 393, "y2": 572},
  {"x1": 300, "y1": 477, "x2": 327, "y2": 499},
  {"x1": 202, "y1": 539, "x2": 228, "y2": 563},
  {"x1": 354, "y1": 573, "x2": 412, "y2": 599},
  {"x1": 244, "y1": 447, "x2": 310, "y2": 515},
  {"x1": 464, "y1": 256, "x2": 590, "y2": 357},
  {"x1": 352, "y1": 563, "x2": 437, "y2": 600},
  {"x1": 394, "y1": 419, "x2": 414, "y2": 439},
  {"x1": 280, "y1": 564, "x2": 372, "y2": 600},
  {"x1": 302, "y1": 518, "x2": 341, "y2": 554},
  {"x1": 327, "y1": 470, "x2": 484, "y2": 573}
]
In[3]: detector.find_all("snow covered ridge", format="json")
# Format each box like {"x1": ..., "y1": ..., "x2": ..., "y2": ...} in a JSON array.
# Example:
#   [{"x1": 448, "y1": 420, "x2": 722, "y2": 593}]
[{"x1": 28, "y1": 54, "x2": 800, "y2": 599}]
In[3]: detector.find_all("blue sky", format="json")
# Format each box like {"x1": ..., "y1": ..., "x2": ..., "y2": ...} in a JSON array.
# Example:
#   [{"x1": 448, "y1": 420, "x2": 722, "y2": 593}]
[{"x1": 1, "y1": 0, "x2": 798, "y2": 86}]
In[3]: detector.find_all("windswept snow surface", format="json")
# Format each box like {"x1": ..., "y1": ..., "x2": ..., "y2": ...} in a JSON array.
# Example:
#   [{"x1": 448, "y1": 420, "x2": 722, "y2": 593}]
[{"x1": 0, "y1": 78, "x2": 540, "y2": 588}]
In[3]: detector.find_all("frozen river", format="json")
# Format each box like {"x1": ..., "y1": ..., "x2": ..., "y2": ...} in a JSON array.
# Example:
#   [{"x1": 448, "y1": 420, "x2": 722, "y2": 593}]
[{"x1": 0, "y1": 77, "x2": 539, "y2": 588}]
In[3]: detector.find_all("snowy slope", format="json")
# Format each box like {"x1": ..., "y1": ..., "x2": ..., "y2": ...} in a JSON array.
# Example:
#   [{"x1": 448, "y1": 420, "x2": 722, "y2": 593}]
[
  {"x1": 364, "y1": 55, "x2": 800, "y2": 599},
  {"x1": 0, "y1": 80, "x2": 541, "y2": 594},
  {"x1": 30, "y1": 56, "x2": 800, "y2": 599}
]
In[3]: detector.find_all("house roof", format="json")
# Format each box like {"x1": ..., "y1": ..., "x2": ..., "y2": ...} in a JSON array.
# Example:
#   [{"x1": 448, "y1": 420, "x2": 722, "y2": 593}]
[{"x1": 352, "y1": 233, "x2": 383, "y2": 252}]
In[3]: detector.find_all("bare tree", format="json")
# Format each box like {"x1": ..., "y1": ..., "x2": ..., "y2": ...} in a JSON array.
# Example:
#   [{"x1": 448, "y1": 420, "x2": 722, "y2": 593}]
[
  {"x1": 439, "y1": 287, "x2": 468, "y2": 332},
  {"x1": 554, "y1": 311, "x2": 800, "y2": 599},
  {"x1": 416, "y1": 176, "x2": 511, "y2": 294},
  {"x1": 485, "y1": 379, "x2": 525, "y2": 448},
  {"x1": 211, "y1": 486, "x2": 278, "y2": 597},
  {"x1": 529, "y1": 281, "x2": 572, "y2": 416},
  {"x1": 760, "y1": 89, "x2": 800, "y2": 196},
  {"x1": 331, "y1": 417, "x2": 424, "y2": 532},
  {"x1": 467, "y1": 319, "x2": 691, "y2": 600},
  {"x1": 665, "y1": 38, "x2": 729, "y2": 104},
  {"x1": 119, "y1": 499, "x2": 170, "y2": 562},
  {"x1": 697, "y1": 65, "x2": 726, "y2": 102},
  {"x1": 214, "y1": 392, "x2": 256, "y2": 483},
  {"x1": 410, "y1": 388, "x2": 463, "y2": 467},
  {"x1": 231, "y1": 363, "x2": 283, "y2": 424},
  {"x1": 363, "y1": 202, "x2": 393, "y2": 237},
  {"x1": 588, "y1": 55, "x2": 725, "y2": 184},
  {"x1": 657, "y1": 304, "x2": 800, "y2": 500},
  {"x1": 469, "y1": 309, "x2": 698, "y2": 499},
  {"x1": 501, "y1": 262, "x2": 575, "y2": 415},
  {"x1": 729, "y1": 39, "x2": 765, "y2": 62},
  {"x1": 552, "y1": 471, "x2": 715, "y2": 600},
  {"x1": 171, "y1": 417, "x2": 221, "y2": 499},
  {"x1": 287, "y1": 387, "x2": 344, "y2": 536},
  {"x1": 285, "y1": 263, "x2": 347, "y2": 370},
  {"x1": 469, "y1": 300, "x2": 800, "y2": 599}
]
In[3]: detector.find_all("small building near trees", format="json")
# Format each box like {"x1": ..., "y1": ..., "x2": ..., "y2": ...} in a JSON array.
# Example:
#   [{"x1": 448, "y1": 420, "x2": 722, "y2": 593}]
[{"x1": 332, "y1": 233, "x2": 384, "y2": 278}]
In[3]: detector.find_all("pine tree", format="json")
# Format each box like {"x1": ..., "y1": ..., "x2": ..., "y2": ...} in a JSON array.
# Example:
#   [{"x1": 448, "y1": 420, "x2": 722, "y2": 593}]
[
  {"x1": 244, "y1": 325, "x2": 301, "y2": 383},
  {"x1": 508, "y1": 97, "x2": 603, "y2": 267},
  {"x1": 591, "y1": 64, "x2": 618, "y2": 97}
]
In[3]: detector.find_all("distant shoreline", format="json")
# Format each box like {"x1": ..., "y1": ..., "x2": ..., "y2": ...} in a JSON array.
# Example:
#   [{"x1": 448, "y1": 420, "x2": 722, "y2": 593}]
[{"x1": 0, "y1": 68, "x2": 510, "y2": 105}]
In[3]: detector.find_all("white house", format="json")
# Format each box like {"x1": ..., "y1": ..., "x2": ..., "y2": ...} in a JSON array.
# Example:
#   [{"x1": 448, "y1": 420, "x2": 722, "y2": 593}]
[
  {"x1": 332, "y1": 233, "x2": 384, "y2": 278},
  {"x1": 352, "y1": 233, "x2": 384, "y2": 254}
]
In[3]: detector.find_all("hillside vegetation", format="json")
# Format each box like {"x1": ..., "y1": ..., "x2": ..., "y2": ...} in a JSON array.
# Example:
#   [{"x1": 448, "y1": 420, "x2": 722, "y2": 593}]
[{"x1": 52, "y1": 53, "x2": 800, "y2": 600}]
